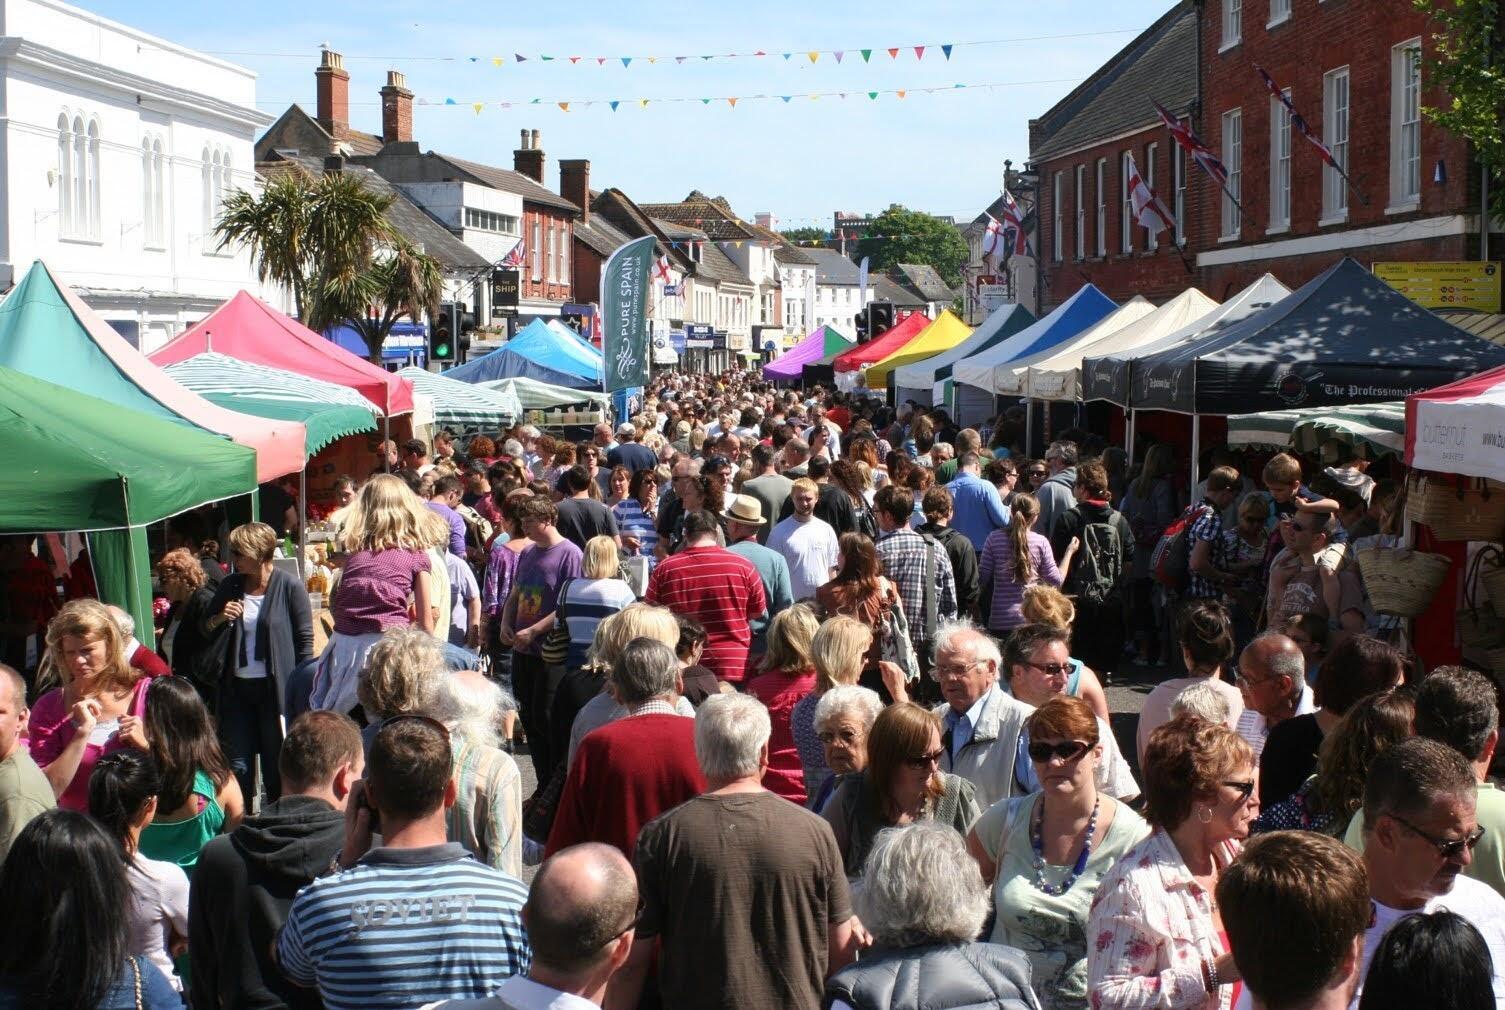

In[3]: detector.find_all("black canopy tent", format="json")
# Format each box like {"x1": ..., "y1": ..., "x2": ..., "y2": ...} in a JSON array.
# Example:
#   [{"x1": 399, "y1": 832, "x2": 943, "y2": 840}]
[{"x1": 1127, "y1": 258, "x2": 1505, "y2": 480}]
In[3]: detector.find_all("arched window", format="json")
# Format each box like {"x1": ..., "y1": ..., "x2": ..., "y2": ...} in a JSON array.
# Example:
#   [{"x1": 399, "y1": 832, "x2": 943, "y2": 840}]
[
  {"x1": 152, "y1": 140, "x2": 165, "y2": 246},
  {"x1": 72, "y1": 116, "x2": 87, "y2": 237},
  {"x1": 57, "y1": 114, "x2": 73, "y2": 235},
  {"x1": 142, "y1": 137, "x2": 165, "y2": 247},
  {"x1": 201, "y1": 146, "x2": 212, "y2": 234},
  {"x1": 86, "y1": 120, "x2": 100, "y2": 237}
]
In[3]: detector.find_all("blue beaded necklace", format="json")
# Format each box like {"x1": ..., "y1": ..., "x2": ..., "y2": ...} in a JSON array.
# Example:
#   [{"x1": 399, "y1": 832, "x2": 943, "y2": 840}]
[{"x1": 1030, "y1": 795, "x2": 1100, "y2": 896}]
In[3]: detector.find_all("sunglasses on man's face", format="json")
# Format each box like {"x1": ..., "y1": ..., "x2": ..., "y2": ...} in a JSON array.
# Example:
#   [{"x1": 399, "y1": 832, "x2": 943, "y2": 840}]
[
  {"x1": 1027, "y1": 740, "x2": 1091, "y2": 763},
  {"x1": 1389, "y1": 814, "x2": 1486, "y2": 860}
]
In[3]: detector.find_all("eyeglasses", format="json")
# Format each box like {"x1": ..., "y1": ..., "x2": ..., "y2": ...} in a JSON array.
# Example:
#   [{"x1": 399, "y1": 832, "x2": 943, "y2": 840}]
[
  {"x1": 1027, "y1": 740, "x2": 1091, "y2": 763},
  {"x1": 1221, "y1": 780, "x2": 1257, "y2": 804},
  {"x1": 1235, "y1": 669, "x2": 1275, "y2": 689},
  {"x1": 1028, "y1": 470, "x2": 1047, "y2": 479},
  {"x1": 1388, "y1": 814, "x2": 1486, "y2": 860},
  {"x1": 931, "y1": 659, "x2": 983, "y2": 681},
  {"x1": 1024, "y1": 661, "x2": 1072, "y2": 677},
  {"x1": 904, "y1": 748, "x2": 944, "y2": 770},
  {"x1": 817, "y1": 727, "x2": 864, "y2": 746},
  {"x1": 376, "y1": 713, "x2": 451, "y2": 741}
]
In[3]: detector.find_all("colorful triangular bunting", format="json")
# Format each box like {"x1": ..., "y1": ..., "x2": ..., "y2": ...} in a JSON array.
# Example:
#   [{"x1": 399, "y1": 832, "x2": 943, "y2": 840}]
[
  {"x1": 622, "y1": 57, "x2": 632, "y2": 67},
  {"x1": 558, "y1": 102, "x2": 569, "y2": 111},
  {"x1": 610, "y1": 100, "x2": 620, "y2": 111},
  {"x1": 727, "y1": 97, "x2": 737, "y2": 107},
  {"x1": 834, "y1": 50, "x2": 844, "y2": 63},
  {"x1": 887, "y1": 47, "x2": 899, "y2": 58},
  {"x1": 861, "y1": 48, "x2": 872, "y2": 62},
  {"x1": 942, "y1": 44, "x2": 953, "y2": 60},
  {"x1": 807, "y1": 51, "x2": 819, "y2": 63},
  {"x1": 914, "y1": 45, "x2": 925, "y2": 59}
]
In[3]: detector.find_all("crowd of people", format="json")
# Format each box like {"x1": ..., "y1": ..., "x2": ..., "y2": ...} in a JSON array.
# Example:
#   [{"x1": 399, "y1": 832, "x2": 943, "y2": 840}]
[{"x1": 0, "y1": 364, "x2": 1500, "y2": 1010}]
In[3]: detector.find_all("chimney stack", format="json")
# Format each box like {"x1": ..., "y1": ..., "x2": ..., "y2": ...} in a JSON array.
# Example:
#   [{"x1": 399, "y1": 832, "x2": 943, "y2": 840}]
[
  {"x1": 380, "y1": 70, "x2": 413, "y2": 145},
  {"x1": 755, "y1": 212, "x2": 775, "y2": 231},
  {"x1": 560, "y1": 159, "x2": 590, "y2": 223},
  {"x1": 315, "y1": 49, "x2": 350, "y2": 140},
  {"x1": 514, "y1": 127, "x2": 545, "y2": 183}
]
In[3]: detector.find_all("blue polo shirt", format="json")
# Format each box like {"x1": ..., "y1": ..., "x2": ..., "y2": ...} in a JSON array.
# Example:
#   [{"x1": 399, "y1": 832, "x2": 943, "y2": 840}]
[{"x1": 946, "y1": 470, "x2": 1011, "y2": 552}]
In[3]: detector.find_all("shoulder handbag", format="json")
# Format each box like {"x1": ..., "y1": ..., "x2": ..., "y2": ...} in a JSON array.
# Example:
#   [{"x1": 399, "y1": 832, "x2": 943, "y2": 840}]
[
  {"x1": 878, "y1": 584, "x2": 920, "y2": 684},
  {"x1": 539, "y1": 578, "x2": 575, "y2": 666}
]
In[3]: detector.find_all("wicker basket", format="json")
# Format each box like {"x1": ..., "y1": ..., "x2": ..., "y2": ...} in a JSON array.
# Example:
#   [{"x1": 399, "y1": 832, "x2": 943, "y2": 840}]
[
  {"x1": 1459, "y1": 549, "x2": 1505, "y2": 647},
  {"x1": 1356, "y1": 545, "x2": 1452, "y2": 618},
  {"x1": 1481, "y1": 550, "x2": 1505, "y2": 613},
  {"x1": 1408, "y1": 473, "x2": 1505, "y2": 542}
]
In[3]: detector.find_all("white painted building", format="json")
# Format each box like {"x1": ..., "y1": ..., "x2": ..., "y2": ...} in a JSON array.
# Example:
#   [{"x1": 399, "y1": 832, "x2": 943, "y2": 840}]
[
  {"x1": 802, "y1": 247, "x2": 874, "y2": 337},
  {"x1": 393, "y1": 179, "x2": 523, "y2": 323},
  {"x1": 0, "y1": 0, "x2": 273, "y2": 350}
]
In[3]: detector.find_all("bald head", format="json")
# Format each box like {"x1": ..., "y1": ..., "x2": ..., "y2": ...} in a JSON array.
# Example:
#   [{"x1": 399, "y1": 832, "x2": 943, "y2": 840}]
[
  {"x1": 1238, "y1": 633, "x2": 1307, "y2": 714},
  {"x1": 525, "y1": 843, "x2": 639, "y2": 975}
]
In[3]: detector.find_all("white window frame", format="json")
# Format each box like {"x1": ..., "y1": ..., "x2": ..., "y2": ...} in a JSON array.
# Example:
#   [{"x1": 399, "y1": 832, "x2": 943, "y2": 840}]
[
  {"x1": 1221, "y1": 0, "x2": 1242, "y2": 50},
  {"x1": 1390, "y1": 39, "x2": 1422, "y2": 210},
  {"x1": 1269, "y1": 91, "x2": 1292, "y2": 232},
  {"x1": 1174, "y1": 141, "x2": 1186, "y2": 246},
  {"x1": 1095, "y1": 158, "x2": 1107, "y2": 256},
  {"x1": 1323, "y1": 67, "x2": 1351, "y2": 222},
  {"x1": 1268, "y1": 0, "x2": 1291, "y2": 28},
  {"x1": 1121, "y1": 151, "x2": 1133, "y2": 254},
  {"x1": 1221, "y1": 109, "x2": 1243, "y2": 239},
  {"x1": 1052, "y1": 171, "x2": 1062, "y2": 261},
  {"x1": 57, "y1": 113, "x2": 74, "y2": 237},
  {"x1": 1074, "y1": 164, "x2": 1085, "y2": 260},
  {"x1": 1145, "y1": 142, "x2": 1160, "y2": 250},
  {"x1": 142, "y1": 136, "x2": 166, "y2": 249},
  {"x1": 530, "y1": 218, "x2": 543, "y2": 281}
]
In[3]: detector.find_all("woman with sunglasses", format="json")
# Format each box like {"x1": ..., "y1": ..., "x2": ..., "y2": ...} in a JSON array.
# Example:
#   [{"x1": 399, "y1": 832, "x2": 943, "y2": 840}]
[
  {"x1": 1088, "y1": 715, "x2": 1260, "y2": 1010},
  {"x1": 613, "y1": 468, "x2": 661, "y2": 563},
  {"x1": 1025, "y1": 461, "x2": 1049, "y2": 493},
  {"x1": 820, "y1": 701, "x2": 981, "y2": 881},
  {"x1": 966, "y1": 696, "x2": 1149, "y2": 1010}
]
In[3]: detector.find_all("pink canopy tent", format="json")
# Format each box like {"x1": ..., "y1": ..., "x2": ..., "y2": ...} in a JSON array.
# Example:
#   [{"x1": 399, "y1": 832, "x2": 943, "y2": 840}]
[
  {"x1": 151, "y1": 291, "x2": 415, "y2": 417},
  {"x1": 0, "y1": 262, "x2": 305, "y2": 481}
]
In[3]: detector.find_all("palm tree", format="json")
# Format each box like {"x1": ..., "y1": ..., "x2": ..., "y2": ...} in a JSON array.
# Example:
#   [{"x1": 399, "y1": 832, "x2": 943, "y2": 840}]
[{"x1": 344, "y1": 237, "x2": 446, "y2": 365}]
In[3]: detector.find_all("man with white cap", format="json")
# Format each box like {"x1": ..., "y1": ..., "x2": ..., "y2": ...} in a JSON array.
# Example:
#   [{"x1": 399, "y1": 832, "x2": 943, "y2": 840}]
[
  {"x1": 724, "y1": 495, "x2": 793, "y2": 658},
  {"x1": 606, "y1": 422, "x2": 656, "y2": 476}
]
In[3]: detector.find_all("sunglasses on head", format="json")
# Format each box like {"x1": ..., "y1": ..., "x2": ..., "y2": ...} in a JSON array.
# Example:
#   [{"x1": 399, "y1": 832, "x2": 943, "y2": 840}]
[
  {"x1": 376, "y1": 713, "x2": 451, "y2": 740},
  {"x1": 1027, "y1": 740, "x2": 1091, "y2": 763}
]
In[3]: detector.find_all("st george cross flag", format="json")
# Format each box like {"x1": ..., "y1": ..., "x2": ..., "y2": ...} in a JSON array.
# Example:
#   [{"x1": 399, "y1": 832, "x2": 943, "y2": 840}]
[
  {"x1": 1153, "y1": 100, "x2": 1229, "y2": 187},
  {"x1": 981, "y1": 215, "x2": 1005, "y2": 257},
  {"x1": 501, "y1": 239, "x2": 527, "y2": 269},
  {"x1": 1255, "y1": 66, "x2": 1341, "y2": 169},
  {"x1": 997, "y1": 189, "x2": 1030, "y2": 256},
  {"x1": 653, "y1": 254, "x2": 672, "y2": 283},
  {"x1": 1126, "y1": 154, "x2": 1176, "y2": 240}
]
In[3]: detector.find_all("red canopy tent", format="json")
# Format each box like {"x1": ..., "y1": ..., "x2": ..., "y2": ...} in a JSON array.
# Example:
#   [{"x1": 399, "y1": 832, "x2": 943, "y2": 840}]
[
  {"x1": 150, "y1": 291, "x2": 415, "y2": 418},
  {"x1": 832, "y1": 312, "x2": 932, "y2": 373}
]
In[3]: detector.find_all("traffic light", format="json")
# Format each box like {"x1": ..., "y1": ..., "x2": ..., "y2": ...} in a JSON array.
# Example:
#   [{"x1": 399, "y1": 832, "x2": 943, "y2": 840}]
[
  {"x1": 869, "y1": 301, "x2": 895, "y2": 340},
  {"x1": 429, "y1": 312, "x2": 455, "y2": 363},
  {"x1": 854, "y1": 308, "x2": 870, "y2": 344}
]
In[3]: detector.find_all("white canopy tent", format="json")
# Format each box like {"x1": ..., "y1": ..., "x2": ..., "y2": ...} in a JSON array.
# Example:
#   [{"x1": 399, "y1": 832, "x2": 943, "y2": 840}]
[{"x1": 992, "y1": 297, "x2": 1155, "y2": 396}]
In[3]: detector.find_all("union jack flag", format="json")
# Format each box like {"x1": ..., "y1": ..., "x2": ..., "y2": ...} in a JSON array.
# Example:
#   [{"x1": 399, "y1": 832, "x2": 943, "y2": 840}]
[
  {"x1": 1256, "y1": 66, "x2": 1341, "y2": 170},
  {"x1": 1153, "y1": 100, "x2": 1228, "y2": 187},
  {"x1": 996, "y1": 189, "x2": 1030, "y2": 256},
  {"x1": 501, "y1": 239, "x2": 526, "y2": 268}
]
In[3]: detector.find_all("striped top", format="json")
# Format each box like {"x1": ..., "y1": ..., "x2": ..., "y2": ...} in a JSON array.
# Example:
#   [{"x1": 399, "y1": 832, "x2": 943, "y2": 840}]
[
  {"x1": 612, "y1": 498, "x2": 660, "y2": 560},
  {"x1": 447, "y1": 739, "x2": 524, "y2": 878},
  {"x1": 646, "y1": 545, "x2": 767, "y2": 683},
  {"x1": 276, "y1": 843, "x2": 530, "y2": 1010},
  {"x1": 977, "y1": 528, "x2": 1063, "y2": 633},
  {"x1": 557, "y1": 577, "x2": 638, "y2": 667}
]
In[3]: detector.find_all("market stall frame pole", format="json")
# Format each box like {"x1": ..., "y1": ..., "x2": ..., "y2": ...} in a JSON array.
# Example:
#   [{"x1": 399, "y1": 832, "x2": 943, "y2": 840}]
[
  {"x1": 297, "y1": 468, "x2": 308, "y2": 581},
  {"x1": 1190, "y1": 413, "x2": 1201, "y2": 494},
  {"x1": 1126, "y1": 408, "x2": 1137, "y2": 467},
  {"x1": 1024, "y1": 397, "x2": 1033, "y2": 458}
]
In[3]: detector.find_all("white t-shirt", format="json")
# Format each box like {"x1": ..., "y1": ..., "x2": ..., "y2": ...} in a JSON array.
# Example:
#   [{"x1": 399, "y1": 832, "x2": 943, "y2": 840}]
[
  {"x1": 235, "y1": 592, "x2": 268, "y2": 679},
  {"x1": 127, "y1": 851, "x2": 190, "y2": 990},
  {"x1": 766, "y1": 515, "x2": 839, "y2": 602}
]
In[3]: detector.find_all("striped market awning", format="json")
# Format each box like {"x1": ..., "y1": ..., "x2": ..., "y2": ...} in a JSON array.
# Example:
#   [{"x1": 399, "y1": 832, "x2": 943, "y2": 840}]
[
  {"x1": 398, "y1": 367, "x2": 522, "y2": 428},
  {"x1": 1227, "y1": 401, "x2": 1407, "y2": 458}
]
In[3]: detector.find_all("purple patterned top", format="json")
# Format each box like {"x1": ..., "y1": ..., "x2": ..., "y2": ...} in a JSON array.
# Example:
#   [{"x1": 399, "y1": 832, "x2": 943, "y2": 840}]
[
  {"x1": 977, "y1": 528, "x2": 1062, "y2": 633},
  {"x1": 484, "y1": 540, "x2": 521, "y2": 617}
]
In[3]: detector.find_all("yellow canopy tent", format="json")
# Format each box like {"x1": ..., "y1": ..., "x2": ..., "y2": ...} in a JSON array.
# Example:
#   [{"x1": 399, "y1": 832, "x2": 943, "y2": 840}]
[{"x1": 861, "y1": 310, "x2": 973, "y2": 389}]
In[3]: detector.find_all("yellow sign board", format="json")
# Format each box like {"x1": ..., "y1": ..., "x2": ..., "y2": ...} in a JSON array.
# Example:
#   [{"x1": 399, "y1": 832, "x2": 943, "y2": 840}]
[{"x1": 1373, "y1": 260, "x2": 1502, "y2": 313}]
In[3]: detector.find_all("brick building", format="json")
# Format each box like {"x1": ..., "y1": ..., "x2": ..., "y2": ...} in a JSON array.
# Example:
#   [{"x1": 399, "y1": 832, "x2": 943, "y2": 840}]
[{"x1": 1030, "y1": 2, "x2": 1201, "y2": 308}]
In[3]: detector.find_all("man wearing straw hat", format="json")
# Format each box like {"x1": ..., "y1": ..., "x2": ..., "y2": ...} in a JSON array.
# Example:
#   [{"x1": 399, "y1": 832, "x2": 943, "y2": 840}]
[{"x1": 724, "y1": 495, "x2": 793, "y2": 660}]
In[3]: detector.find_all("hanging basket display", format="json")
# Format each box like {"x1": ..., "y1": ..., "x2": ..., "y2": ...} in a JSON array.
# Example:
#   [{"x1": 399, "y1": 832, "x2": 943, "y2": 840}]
[
  {"x1": 1356, "y1": 545, "x2": 1452, "y2": 618},
  {"x1": 1407, "y1": 473, "x2": 1505, "y2": 542}
]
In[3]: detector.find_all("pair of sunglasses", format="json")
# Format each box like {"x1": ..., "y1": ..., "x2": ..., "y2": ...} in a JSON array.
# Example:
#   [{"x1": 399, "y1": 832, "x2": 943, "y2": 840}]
[
  {"x1": 904, "y1": 748, "x2": 945, "y2": 770},
  {"x1": 1028, "y1": 740, "x2": 1092, "y2": 763}
]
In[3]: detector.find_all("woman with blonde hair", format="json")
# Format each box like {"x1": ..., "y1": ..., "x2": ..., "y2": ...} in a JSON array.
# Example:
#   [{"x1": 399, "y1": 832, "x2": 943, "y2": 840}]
[
  {"x1": 793, "y1": 616, "x2": 877, "y2": 804},
  {"x1": 555, "y1": 535, "x2": 636, "y2": 669},
  {"x1": 822, "y1": 701, "x2": 981, "y2": 880},
  {"x1": 311, "y1": 474, "x2": 435, "y2": 715},
  {"x1": 746, "y1": 604, "x2": 821, "y2": 803},
  {"x1": 815, "y1": 533, "x2": 908, "y2": 702},
  {"x1": 978, "y1": 493, "x2": 1062, "y2": 638},
  {"x1": 29, "y1": 600, "x2": 150, "y2": 809},
  {"x1": 1021, "y1": 585, "x2": 1110, "y2": 723}
]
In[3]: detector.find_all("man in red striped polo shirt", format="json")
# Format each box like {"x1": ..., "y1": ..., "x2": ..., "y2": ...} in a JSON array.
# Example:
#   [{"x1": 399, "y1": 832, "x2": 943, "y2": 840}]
[{"x1": 646, "y1": 510, "x2": 767, "y2": 684}]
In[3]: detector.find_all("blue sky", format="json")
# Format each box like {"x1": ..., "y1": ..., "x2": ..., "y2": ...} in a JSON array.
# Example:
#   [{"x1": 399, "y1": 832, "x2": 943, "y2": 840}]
[{"x1": 92, "y1": 0, "x2": 1176, "y2": 227}]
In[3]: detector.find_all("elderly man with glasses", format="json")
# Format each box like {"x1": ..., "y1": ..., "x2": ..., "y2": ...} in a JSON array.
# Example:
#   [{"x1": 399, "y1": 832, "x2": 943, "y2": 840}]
[
  {"x1": 930, "y1": 619, "x2": 1034, "y2": 809},
  {"x1": 1232, "y1": 632, "x2": 1313, "y2": 762}
]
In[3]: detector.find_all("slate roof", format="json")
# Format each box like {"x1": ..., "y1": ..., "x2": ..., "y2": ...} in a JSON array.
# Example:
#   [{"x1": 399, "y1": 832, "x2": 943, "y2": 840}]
[
  {"x1": 774, "y1": 244, "x2": 815, "y2": 265},
  {"x1": 638, "y1": 197, "x2": 757, "y2": 240},
  {"x1": 257, "y1": 104, "x2": 384, "y2": 160},
  {"x1": 1030, "y1": 1, "x2": 1197, "y2": 163},
  {"x1": 574, "y1": 215, "x2": 632, "y2": 258},
  {"x1": 875, "y1": 275, "x2": 926, "y2": 308},
  {"x1": 696, "y1": 240, "x2": 755, "y2": 289},
  {"x1": 892, "y1": 264, "x2": 956, "y2": 304},
  {"x1": 803, "y1": 247, "x2": 862, "y2": 285},
  {"x1": 260, "y1": 155, "x2": 488, "y2": 272},
  {"x1": 650, "y1": 218, "x2": 708, "y2": 241},
  {"x1": 435, "y1": 154, "x2": 581, "y2": 213}
]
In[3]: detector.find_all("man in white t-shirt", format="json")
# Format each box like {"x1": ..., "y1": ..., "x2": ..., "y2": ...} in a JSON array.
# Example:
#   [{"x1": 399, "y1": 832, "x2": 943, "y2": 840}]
[
  {"x1": 1350, "y1": 738, "x2": 1505, "y2": 1009},
  {"x1": 765, "y1": 478, "x2": 838, "y2": 603}
]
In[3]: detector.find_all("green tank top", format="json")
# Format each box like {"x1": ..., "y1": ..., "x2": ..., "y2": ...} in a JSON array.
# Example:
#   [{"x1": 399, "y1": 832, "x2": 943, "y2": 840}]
[{"x1": 138, "y1": 768, "x2": 224, "y2": 876}]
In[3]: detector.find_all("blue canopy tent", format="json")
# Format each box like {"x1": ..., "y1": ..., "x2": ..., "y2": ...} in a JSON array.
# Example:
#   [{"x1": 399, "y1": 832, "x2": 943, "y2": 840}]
[
  {"x1": 891, "y1": 303, "x2": 1036, "y2": 408},
  {"x1": 444, "y1": 319, "x2": 603, "y2": 389}
]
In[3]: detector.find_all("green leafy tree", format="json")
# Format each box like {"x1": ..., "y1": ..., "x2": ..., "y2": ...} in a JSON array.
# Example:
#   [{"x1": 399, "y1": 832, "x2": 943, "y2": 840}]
[
  {"x1": 853, "y1": 205, "x2": 969, "y2": 288},
  {"x1": 1413, "y1": 0, "x2": 1505, "y2": 222},
  {"x1": 215, "y1": 171, "x2": 444, "y2": 362},
  {"x1": 779, "y1": 225, "x2": 831, "y2": 245}
]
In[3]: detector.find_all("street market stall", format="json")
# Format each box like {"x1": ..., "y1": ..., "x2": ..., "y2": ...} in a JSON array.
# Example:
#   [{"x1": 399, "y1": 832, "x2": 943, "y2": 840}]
[
  {"x1": 445, "y1": 318, "x2": 603, "y2": 388},
  {"x1": 861, "y1": 311, "x2": 974, "y2": 391},
  {"x1": 951, "y1": 283, "x2": 1118, "y2": 426},
  {"x1": 1228, "y1": 401, "x2": 1406, "y2": 457},
  {"x1": 994, "y1": 296, "x2": 1157, "y2": 396},
  {"x1": 398, "y1": 366, "x2": 524, "y2": 429},
  {"x1": 892, "y1": 303, "x2": 1036, "y2": 408},
  {"x1": 828, "y1": 312, "x2": 932, "y2": 391},
  {"x1": 763, "y1": 325, "x2": 855, "y2": 382}
]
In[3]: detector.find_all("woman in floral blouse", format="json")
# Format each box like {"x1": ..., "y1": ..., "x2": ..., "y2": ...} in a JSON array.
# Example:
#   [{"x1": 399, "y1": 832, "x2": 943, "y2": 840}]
[{"x1": 1087, "y1": 715, "x2": 1260, "y2": 1010}]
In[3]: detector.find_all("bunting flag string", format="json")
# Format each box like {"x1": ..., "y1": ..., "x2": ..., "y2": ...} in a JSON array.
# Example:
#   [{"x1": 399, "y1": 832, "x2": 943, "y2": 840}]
[
  {"x1": 203, "y1": 28, "x2": 1140, "y2": 66},
  {"x1": 380, "y1": 77, "x2": 1074, "y2": 113}
]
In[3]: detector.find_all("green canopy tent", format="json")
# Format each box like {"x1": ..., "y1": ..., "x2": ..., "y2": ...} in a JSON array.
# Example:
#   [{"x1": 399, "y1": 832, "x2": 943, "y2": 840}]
[
  {"x1": 0, "y1": 364, "x2": 258, "y2": 633},
  {"x1": 398, "y1": 366, "x2": 524, "y2": 429},
  {"x1": 1227, "y1": 401, "x2": 1406, "y2": 458},
  {"x1": 162, "y1": 352, "x2": 379, "y2": 455}
]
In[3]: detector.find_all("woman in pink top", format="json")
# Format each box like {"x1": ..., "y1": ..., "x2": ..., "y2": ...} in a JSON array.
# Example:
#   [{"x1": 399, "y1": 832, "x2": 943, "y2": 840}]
[
  {"x1": 28, "y1": 600, "x2": 151, "y2": 810},
  {"x1": 745, "y1": 604, "x2": 821, "y2": 804},
  {"x1": 978, "y1": 494, "x2": 1067, "y2": 636},
  {"x1": 310, "y1": 475, "x2": 435, "y2": 715}
]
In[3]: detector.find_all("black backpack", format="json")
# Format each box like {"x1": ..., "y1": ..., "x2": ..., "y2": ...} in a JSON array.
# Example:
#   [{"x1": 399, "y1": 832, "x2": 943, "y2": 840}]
[{"x1": 1070, "y1": 513, "x2": 1125, "y2": 605}]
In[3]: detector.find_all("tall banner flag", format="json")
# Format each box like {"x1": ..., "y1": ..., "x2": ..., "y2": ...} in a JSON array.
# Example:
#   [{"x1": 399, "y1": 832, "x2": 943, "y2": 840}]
[
  {"x1": 858, "y1": 256, "x2": 870, "y2": 307},
  {"x1": 602, "y1": 236, "x2": 656, "y2": 392},
  {"x1": 1255, "y1": 66, "x2": 1368, "y2": 206},
  {"x1": 1153, "y1": 100, "x2": 1243, "y2": 215},
  {"x1": 501, "y1": 239, "x2": 527, "y2": 268}
]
